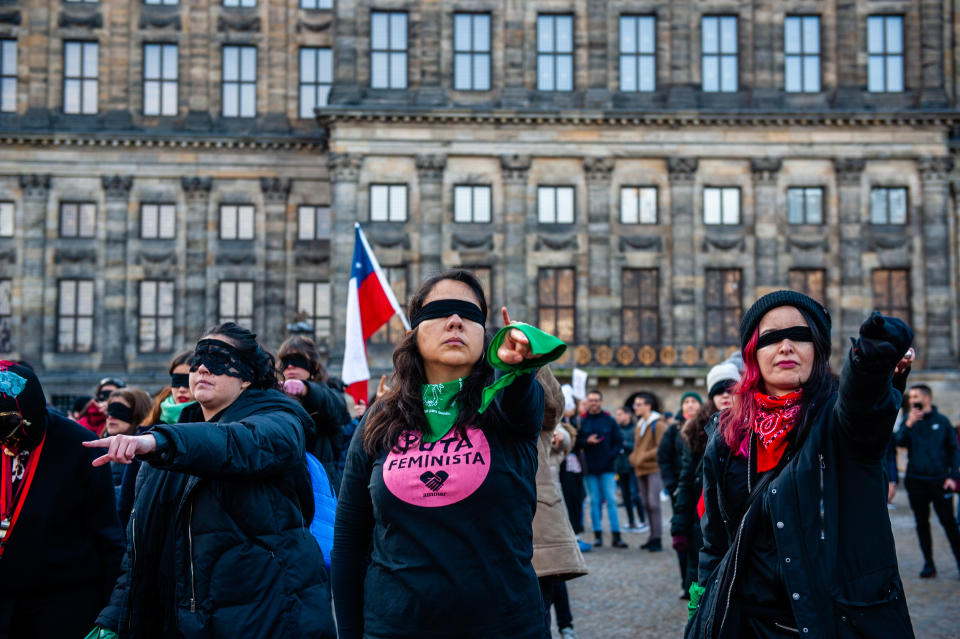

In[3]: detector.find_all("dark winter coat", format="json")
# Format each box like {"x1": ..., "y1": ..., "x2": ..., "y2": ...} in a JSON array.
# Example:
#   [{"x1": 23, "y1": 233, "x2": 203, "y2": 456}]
[
  {"x1": 299, "y1": 380, "x2": 351, "y2": 492},
  {"x1": 658, "y1": 422, "x2": 685, "y2": 496},
  {"x1": 893, "y1": 406, "x2": 960, "y2": 483},
  {"x1": 671, "y1": 439, "x2": 705, "y2": 539},
  {"x1": 690, "y1": 346, "x2": 915, "y2": 639},
  {"x1": 96, "y1": 389, "x2": 335, "y2": 639},
  {"x1": 578, "y1": 411, "x2": 622, "y2": 475}
]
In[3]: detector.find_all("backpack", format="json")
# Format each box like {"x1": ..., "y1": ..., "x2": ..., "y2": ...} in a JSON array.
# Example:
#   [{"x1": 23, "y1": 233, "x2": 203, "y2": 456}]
[{"x1": 305, "y1": 451, "x2": 337, "y2": 571}]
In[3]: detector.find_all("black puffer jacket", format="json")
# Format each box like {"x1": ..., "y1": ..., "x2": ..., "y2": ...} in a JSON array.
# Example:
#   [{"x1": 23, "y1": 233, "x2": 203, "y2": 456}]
[
  {"x1": 691, "y1": 340, "x2": 914, "y2": 638},
  {"x1": 96, "y1": 389, "x2": 335, "y2": 639},
  {"x1": 670, "y1": 438, "x2": 706, "y2": 539},
  {"x1": 299, "y1": 380, "x2": 351, "y2": 490},
  {"x1": 658, "y1": 422, "x2": 684, "y2": 496}
]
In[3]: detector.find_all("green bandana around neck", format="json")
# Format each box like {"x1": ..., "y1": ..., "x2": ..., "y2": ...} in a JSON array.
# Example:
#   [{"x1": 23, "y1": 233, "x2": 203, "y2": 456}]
[
  {"x1": 479, "y1": 322, "x2": 566, "y2": 413},
  {"x1": 160, "y1": 394, "x2": 196, "y2": 425},
  {"x1": 421, "y1": 377, "x2": 464, "y2": 442}
]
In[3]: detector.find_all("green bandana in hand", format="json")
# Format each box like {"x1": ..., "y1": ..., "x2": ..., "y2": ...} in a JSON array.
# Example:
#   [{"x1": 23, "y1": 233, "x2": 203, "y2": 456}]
[
  {"x1": 422, "y1": 377, "x2": 464, "y2": 442},
  {"x1": 479, "y1": 322, "x2": 566, "y2": 414}
]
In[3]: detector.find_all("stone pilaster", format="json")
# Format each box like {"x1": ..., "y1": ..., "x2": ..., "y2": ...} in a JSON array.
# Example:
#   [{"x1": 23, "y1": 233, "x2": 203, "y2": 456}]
[
  {"x1": 17, "y1": 174, "x2": 51, "y2": 367},
  {"x1": 501, "y1": 154, "x2": 531, "y2": 319},
  {"x1": 834, "y1": 0, "x2": 861, "y2": 106},
  {"x1": 834, "y1": 158, "x2": 866, "y2": 346},
  {"x1": 667, "y1": 157, "x2": 698, "y2": 346},
  {"x1": 585, "y1": 157, "x2": 615, "y2": 343},
  {"x1": 181, "y1": 176, "x2": 212, "y2": 341},
  {"x1": 101, "y1": 175, "x2": 133, "y2": 368},
  {"x1": 329, "y1": 153, "x2": 363, "y2": 369},
  {"x1": 920, "y1": 0, "x2": 949, "y2": 107},
  {"x1": 416, "y1": 154, "x2": 446, "y2": 278},
  {"x1": 260, "y1": 177, "x2": 292, "y2": 347},
  {"x1": 751, "y1": 158, "x2": 782, "y2": 289},
  {"x1": 919, "y1": 157, "x2": 956, "y2": 367}
]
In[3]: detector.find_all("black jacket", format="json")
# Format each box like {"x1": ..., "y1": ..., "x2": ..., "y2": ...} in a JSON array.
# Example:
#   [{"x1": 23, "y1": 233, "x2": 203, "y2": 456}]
[
  {"x1": 299, "y1": 380, "x2": 351, "y2": 492},
  {"x1": 658, "y1": 422, "x2": 685, "y2": 496},
  {"x1": 893, "y1": 406, "x2": 960, "y2": 483},
  {"x1": 670, "y1": 437, "x2": 706, "y2": 538},
  {"x1": 96, "y1": 389, "x2": 336, "y2": 639},
  {"x1": 692, "y1": 345, "x2": 914, "y2": 638},
  {"x1": 577, "y1": 411, "x2": 622, "y2": 475}
]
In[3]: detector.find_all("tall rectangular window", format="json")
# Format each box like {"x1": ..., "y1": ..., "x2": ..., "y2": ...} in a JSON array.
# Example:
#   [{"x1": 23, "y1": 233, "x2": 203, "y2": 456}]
[
  {"x1": 705, "y1": 269, "x2": 741, "y2": 346},
  {"x1": 222, "y1": 45, "x2": 256, "y2": 117},
  {"x1": 538, "y1": 186, "x2": 575, "y2": 224},
  {"x1": 301, "y1": 0, "x2": 332, "y2": 8},
  {"x1": 141, "y1": 203, "x2": 176, "y2": 239},
  {"x1": 370, "y1": 266, "x2": 407, "y2": 344},
  {"x1": 789, "y1": 269, "x2": 826, "y2": 304},
  {"x1": 454, "y1": 13, "x2": 491, "y2": 91},
  {"x1": 144, "y1": 43, "x2": 178, "y2": 116},
  {"x1": 867, "y1": 15, "x2": 903, "y2": 93},
  {"x1": 219, "y1": 204, "x2": 255, "y2": 239},
  {"x1": 537, "y1": 14, "x2": 573, "y2": 91},
  {"x1": 139, "y1": 280, "x2": 174, "y2": 352},
  {"x1": 620, "y1": 186, "x2": 657, "y2": 224},
  {"x1": 219, "y1": 281, "x2": 254, "y2": 328},
  {"x1": 371, "y1": 11, "x2": 407, "y2": 89},
  {"x1": 64, "y1": 41, "x2": 98, "y2": 114},
  {"x1": 786, "y1": 187, "x2": 823, "y2": 224},
  {"x1": 58, "y1": 279, "x2": 94, "y2": 353},
  {"x1": 298, "y1": 205, "x2": 331, "y2": 240},
  {"x1": 369, "y1": 184, "x2": 407, "y2": 222},
  {"x1": 145, "y1": 0, "x2": 179, "y2": 5},
  {"x1": 0, "y1": 279, "x2": 10, "y2": 353},
  {"x1": 872, "y1": 268, "x2": 910, "y2": 324},
  {"x1": 619, "y1": 16, "x2": 655, "y2": 92},
  {"x1": 622, "y1": 268, "x2": 659, "y2": 346},
  {"x1": 870, "y1": 187, "x2": 907, "y2": 224},
  {"x1": 703, "y1": 187, "x2": 740, "y2": 225},
  {"x1": 538, "y1": 267, "x2": 575, "y2": 343},
  {"x1": 453, "y1": 185, "x2": 491, "y2": 223},
  {"x1": 1, "y1": 39, "x2": 16, "y2": 112},
  {"x1": 223, "y1": 0, "x2": 256, "y2": 7},
  {"x1": 296, "y1": 281, "x2": 331, "y2": 342},
  {"x1": 785, "y1": 16, "x2": 820, "y2": 93},
  {"x1": 0, "y1": 201, "x2": 12, "y2": 236},
  {"x1": 60, "y1": 202, "x2": 96, "y2": 238},
  {"x1": 702, "y1": 16, "x2": 737, "y2": 92},
  {"x1": 299, "y1": 48, "x2": 332, "y2": 118}
]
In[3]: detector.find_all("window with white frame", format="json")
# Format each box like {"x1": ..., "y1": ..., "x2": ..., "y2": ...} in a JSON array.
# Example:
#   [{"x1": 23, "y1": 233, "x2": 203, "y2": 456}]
[
  {"x1": 58, "y1": 279, "x2": 94, "y2": 353},
  {"x1": 867, "y1": 15, "x2": 903, "y2": 93},
  {"x1": 145, "y1": 0, "x2": 178, "y2": 7},
  {"x1": 1, "y1": 40, "x2": 16, "y2": 113},
  {"x1": 870, "y1": 187, "x2": 907, "y2": 224},
  {"x1": 219, "y1": 281, "x2": 254, "y2": 328},
  {"x1": 537, "y1": 186, "x2": 575, "y2": 224},
  {"x1": 454, "y1": 13, "x2": 491, "y2": 91},
  {"x1": 144, "y1": 43, "x2": 178, "y2": 116},
  {"x1": 371, "y1": 11, "x2": 407, "y2": 89},
  {"x1": 64, "y1": 41, "x2": 99, "y2": 114},
  {"x1": 369, "y1": 184, "x2": 407, "y2": 222},
  {"x1": 299, "y1": 47, "x2": 332, "y2": 118},
  {"x1": 785, "y1": 16, "x2": 820, "y2": 93},
  {"x1": 453, "y1": 185, "x2": 491, "y2": 223},
  {"x1": 619, "y1": 16, "x2": 655, "y2": 92},
  {"x1": 60, "y1": 202, "x2": 96, "y2": 238},
  {"x1": 223, "y1": 0, "x2": 255, "y2": 7},
  {"x1": 537, "y1": 14, "x2": 573, "y2": 91},
  {"x1": 139, "y1": 280, "x2": 174, "y2": 352},
  {"x1": 222, "y1": 45, "x2": 256, "y2": 117},
  {"x1": 703, "y1": 187, "x2": 740, "y2": 224},
  {"x1": 298, "y1": 204, "x2": 331, "y2": 240},
  {"x1": 0, "y1": 279, "x2": 10, "y2": 353},
  {"x1": 301, "y1": 0, "x2": 332, "y2": 8},
  {"x1": 786, "y1": 187, "x2": 823, "y2": 224},
  {"x1": 141, "y1": 203, "x2": 176, "y2": 239},
  {"x1": 219, "y1": 204, "x2": 255, "y2": 239},
  {"x1": 620, "y1": 186, "x2": 657, "y2": 224},
  {"x1": 64, "y1": 0, "x2": 97, "y2": 3},
  {"x1": 0, "y1": 201, "x2": 12, "y2": 236},
  {"x1": 702, "y1": 16, "x2": 737, "y2": 93},
  {"x1": 296, "y1": 281, "x2": 331, "y2": 341}
]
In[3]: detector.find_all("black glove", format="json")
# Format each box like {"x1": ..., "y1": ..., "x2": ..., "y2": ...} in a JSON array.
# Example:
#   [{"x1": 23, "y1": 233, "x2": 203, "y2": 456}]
[{"x1": 851, "y1": 311, "x2": 914, "y2": 368}]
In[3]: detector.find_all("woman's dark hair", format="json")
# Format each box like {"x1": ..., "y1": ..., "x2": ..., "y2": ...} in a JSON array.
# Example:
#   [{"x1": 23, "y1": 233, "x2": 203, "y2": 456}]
[
  {"x1": 168, "y1": 350, "x2": 193, "y2": 375},
  {"x1": 202, "y1": 322, "x2": 279, "y2": 390},
  {"x1": 681, "y1": 397, "x2": 718, "y2": 457},
  {"x1": 277, "y1": 335, "x2": 328, "y2": 383},
  {"x1": 107, "y1": 388, "x2": 153, "y2": 434},
  {"x1": 363, "y1": 269, "x2": 493, "y2": 455}
]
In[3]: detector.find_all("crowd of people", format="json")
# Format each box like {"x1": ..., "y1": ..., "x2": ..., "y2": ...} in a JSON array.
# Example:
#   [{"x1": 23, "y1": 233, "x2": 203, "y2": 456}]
[{"x1": 0, "y1": 272, "x2": 955, "y2": 638}]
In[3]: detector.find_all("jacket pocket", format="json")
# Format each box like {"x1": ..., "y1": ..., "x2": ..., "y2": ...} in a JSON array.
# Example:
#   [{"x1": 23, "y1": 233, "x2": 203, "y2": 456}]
[{"x1": 833, "y1": 584, "x2": 913, "y2": 639}]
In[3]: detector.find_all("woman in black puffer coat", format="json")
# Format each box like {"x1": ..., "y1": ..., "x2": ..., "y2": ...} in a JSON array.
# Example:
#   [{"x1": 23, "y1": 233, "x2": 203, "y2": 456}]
[{"x1": 86, "y1": 323, "x2": 335, "y2": 639}]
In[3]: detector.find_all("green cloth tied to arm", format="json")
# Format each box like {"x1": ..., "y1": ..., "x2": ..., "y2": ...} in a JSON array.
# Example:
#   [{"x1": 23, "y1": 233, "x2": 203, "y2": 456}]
[
  {"x1": 688, "y1": 582, "x2": 706, "y2": 620},
  {"x1": 84, "y1": 628, "x2": 119, "y2": 639},
  {"x1": 479, "y1": 322, "x2": 566, "y2": 414}
]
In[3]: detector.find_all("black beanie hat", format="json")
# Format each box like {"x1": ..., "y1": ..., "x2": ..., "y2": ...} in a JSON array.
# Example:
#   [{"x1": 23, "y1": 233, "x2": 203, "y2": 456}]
[{"x1": 739, "y1": 290, "x2": 831, "y2": 350}]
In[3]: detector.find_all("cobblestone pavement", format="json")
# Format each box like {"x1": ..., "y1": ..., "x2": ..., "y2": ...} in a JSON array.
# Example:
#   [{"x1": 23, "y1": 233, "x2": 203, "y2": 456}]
[{"x1": 555, "y1": 489, "x2": 960, "y2": 638}]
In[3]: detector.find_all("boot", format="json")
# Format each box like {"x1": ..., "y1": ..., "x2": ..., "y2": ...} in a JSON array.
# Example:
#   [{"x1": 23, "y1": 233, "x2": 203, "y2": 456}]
[
  {"x1": 612, "y1": 531, "x2": 628, "y2": 548},
  {"x1": 593, "y1": 531, "x2": 603, "y2": 547},
  {"x1": 645, "y1": 537, "x2": 662, "y2": 552},
  {"x1": 919, "y1": 559, "x2": 937, "y2": 578}
]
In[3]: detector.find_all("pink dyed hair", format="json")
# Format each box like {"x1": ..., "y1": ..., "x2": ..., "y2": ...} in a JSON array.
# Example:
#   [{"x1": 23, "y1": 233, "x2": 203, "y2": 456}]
[{"x1": 718, "y1": 329, "x2": 762, "y2": 455}]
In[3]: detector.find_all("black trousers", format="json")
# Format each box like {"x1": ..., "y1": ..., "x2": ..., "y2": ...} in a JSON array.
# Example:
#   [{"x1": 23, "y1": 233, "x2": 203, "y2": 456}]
[
  {"x1": 539, "y1": 577, "x2": 574, "y2": 633},
  {"x1": 560, "y1": 468, "x2": 585, "y2": 534},
  {"x1": 905, "y1": 476, "x2": 960, "y2": 565},
  {"x1": 617, "y1": 470, "x2": 644, "y2": 525}
]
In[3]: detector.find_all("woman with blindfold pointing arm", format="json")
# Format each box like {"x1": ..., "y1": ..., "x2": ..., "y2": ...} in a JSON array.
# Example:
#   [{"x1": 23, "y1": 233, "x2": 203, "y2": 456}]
[
  {"x1": 82, "y1": 323, "x2": 335, "y2": 639},
  {"x1": 332, "y1": 269, "x2": 567, "y2": 639}
]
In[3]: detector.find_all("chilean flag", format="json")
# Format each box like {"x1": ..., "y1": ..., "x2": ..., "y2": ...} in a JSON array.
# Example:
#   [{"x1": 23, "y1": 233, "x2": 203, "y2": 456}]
[{"x1": 341, "y1": 223, "x2": 409, "y2": 406}]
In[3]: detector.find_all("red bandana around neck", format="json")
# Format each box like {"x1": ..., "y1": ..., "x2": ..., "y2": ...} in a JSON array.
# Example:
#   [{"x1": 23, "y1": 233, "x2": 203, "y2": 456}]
[{"x1": 752, "y1": 390, "x2": 802, "y2": 472}]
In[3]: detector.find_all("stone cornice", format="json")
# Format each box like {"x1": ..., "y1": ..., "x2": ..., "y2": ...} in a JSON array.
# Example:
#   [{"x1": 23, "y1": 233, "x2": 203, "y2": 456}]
[{"x1": 0, "y1": 132, "x2": 323, "y2": 151}]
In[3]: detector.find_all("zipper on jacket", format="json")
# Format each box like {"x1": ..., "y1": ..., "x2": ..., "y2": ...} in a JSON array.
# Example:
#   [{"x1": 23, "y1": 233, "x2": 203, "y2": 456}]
[
  {"x1": 818, "y1": 453, "x2": 826, "y2": 540},
  {"x1": 128, "y1": 511, "x2": 137, "y2": 629},
  {"x1": 719, "y1": 519, "x2": 745, "y2": 634},
  {"x1": 188, "y1": 501, "x2": 197, "y2": 613}
]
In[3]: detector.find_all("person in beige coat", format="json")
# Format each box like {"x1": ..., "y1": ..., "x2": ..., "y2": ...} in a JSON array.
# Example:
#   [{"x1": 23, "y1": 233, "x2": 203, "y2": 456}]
[
  {"x1": 629, "y1": 391, "x2": 665, "y2": 551},
  {"x1": 534, "y1": 368, "x2": 588, "y2": 639}
]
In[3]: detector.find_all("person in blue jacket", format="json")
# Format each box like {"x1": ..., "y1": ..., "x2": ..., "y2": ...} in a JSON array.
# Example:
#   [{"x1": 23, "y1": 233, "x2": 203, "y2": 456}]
[{"x1": 578, "y1": 389, "x2": 627, "y2": 548}]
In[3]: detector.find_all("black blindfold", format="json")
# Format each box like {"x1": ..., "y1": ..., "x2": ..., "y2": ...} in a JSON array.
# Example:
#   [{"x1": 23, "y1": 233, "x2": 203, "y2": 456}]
[
  {"x1": 189, "y1": 339, "x2": 256, "y2": 382},
  {"x1": 281, "y1": 354, "x2": 314, "y2": 373},
  {"x1": 107, "y1": 401, "x2": 134, "y2": 423},
  {"x1": 170, "y1": 373, "x2": 190, "y2": 389},
  {"x1": 756, "y1": 326, "x2": 814, "y2": 350},
  {"x1": 410, "y1": 299, "x2": 485, "y2": 329}
]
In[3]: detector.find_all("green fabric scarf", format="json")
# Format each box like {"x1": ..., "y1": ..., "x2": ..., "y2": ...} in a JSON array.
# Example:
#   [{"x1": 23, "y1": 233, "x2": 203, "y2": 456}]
[
  {"x1": 160, "y1": 394, "x2": 195, "y2": 425},
  {"x1": 479, "y1": 322, "x2": 566, "y2": 413},
  {"x1": 421, "y1": 377, "x2": 464, "y2": 442}
]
